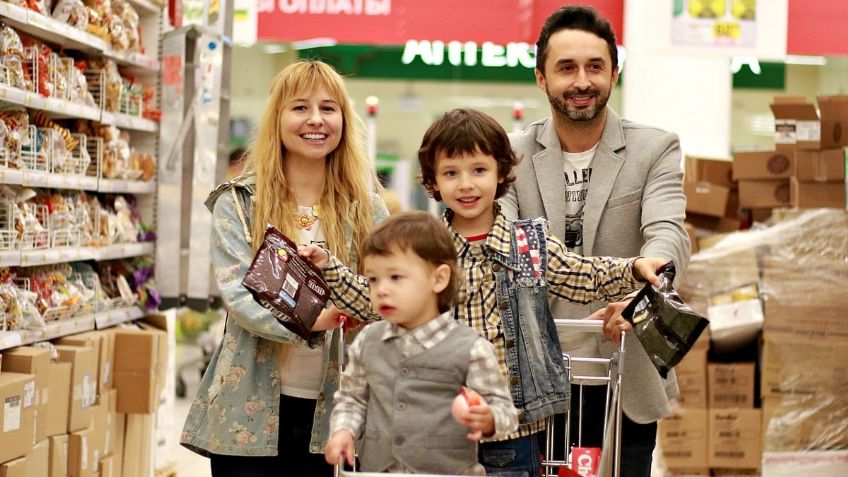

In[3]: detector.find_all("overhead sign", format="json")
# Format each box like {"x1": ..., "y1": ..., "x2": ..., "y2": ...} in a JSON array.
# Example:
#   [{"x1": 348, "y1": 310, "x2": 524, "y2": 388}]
[
  {"x1": 258, "y1": 0, "x2": 624, "y2": 46},
  {"x1": 400, "y1": 40, "x2": 535, "y2": 68}
]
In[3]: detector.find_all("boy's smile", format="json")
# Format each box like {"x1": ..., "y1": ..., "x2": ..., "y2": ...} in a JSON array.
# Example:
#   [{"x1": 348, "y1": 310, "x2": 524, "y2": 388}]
[{"x1": 434, "y1": 149, "x2": 503, "y2": 237}]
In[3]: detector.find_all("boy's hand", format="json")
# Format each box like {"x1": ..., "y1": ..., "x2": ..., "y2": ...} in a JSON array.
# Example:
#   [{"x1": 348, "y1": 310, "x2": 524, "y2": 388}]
[
  {"x1": 324, "y1": 430, "x2": 356, "y2": 467},
  {"x1": 451, "y1": 387, "x2": 495, "y2": 441},
  {"x1": 310, "y1": 306, "x2": 344, "y2": 331},
  {"x1": 298, "y1": 244, "x2": 331, "y2": 269},
  {"x1": 632, "y1": 257, "x2": 669, "y2": 286}
]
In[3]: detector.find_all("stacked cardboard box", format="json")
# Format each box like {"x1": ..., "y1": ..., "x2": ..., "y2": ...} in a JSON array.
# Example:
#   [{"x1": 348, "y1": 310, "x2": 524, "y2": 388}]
[
  {"x1": 683, "y1": 156, "x2": 743, "y2": 243},
  {"x1": 770, "y1": 95, "x2": 848, "y2": 209}
]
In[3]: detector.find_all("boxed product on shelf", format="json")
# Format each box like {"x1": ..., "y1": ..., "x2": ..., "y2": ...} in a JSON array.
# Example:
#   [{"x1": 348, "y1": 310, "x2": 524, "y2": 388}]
[
  {"x1": 770, "y1": 95, "x2": 848, "y2": 152},
  {"x1": 0, "y1": 371, "x2": 36, "y2": 464},
  {"x1": 738, "y1": 179, "x2": 790, "y2": 208},
  {"x1": 54, "y1": 344, "x2": 96, "y2": 432},
  {"x1": 794, "y1": 149, "x2": 845, "y2": 182},
  {"x1": 674, "y1": 347, "x2": 708, "y2": 408},
  {"x1": 658, "y1": 408, "x2": 709, "y2": 468},
  {"x1": 57, "y1": 329, "x2": 114, "y2": 398},
  {"x1": 112, "y1": 328, "x2": 165, "y2": 413},
  {"x1": 1, "y1": 345, "x2": 50, "y2": 442},
  {"x1": 708, "y1": 363, "x2": 755, "y2": 409},
  {"x1": 732, "y1": 150, "x2": 793, "y2": 180},
  {"x1": 45, "y1": 361, "x2": 71, "y2": 437},
  {"x1": 707, "y1": 409, "x2": 762, "y2": 469},
  {"x1": 0, "y1": 455, "x2": 27, "y2": 477},
  {"x1": 790, "y1": 177, "x2": 845, "y2": 208},
  {"x1": 121, "y1": 412, "x2": 153, "y2": 477},
  {"x1": 68, "y1": 425, "x2": 97, "y2": 477}
]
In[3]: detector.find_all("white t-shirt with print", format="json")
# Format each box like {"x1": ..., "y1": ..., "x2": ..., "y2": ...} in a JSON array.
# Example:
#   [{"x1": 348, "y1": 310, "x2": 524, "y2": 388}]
[{"x1": 562, "y1": 143, "x2": 598, "y2": 256}]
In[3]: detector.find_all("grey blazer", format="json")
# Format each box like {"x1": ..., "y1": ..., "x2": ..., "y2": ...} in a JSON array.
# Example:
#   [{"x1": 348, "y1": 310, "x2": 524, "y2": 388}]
[{"x1": 500, "y1": 108, "x2": 691, "y2": 423}]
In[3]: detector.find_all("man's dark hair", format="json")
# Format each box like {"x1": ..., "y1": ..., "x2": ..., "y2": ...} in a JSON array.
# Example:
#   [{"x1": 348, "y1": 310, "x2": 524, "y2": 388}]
[
  {"x1": 536, "y1": 5, "x2": 618, "y2": 74},
  {"x1": 418, "y1": 108, "x2": 518, "y2": 202}
]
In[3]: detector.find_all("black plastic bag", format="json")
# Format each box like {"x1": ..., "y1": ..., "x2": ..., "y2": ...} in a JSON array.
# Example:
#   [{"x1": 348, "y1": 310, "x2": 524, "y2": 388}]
[
  {"x1": 242, "y1": 224, "x2": 330, "y2": 340},
  {"x1": 621, "y1": 262, "x2": 708, "y2": 378}
]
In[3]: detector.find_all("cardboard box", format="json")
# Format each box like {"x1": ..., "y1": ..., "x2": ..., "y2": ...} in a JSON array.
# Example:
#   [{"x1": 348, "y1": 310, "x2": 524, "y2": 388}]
[
  {"x1": 762, "y1": 395, "x2": 848, "y2": 452},
  {"x1": 113, "y1": 329, "x2": 165, "y2": 413},
  {"x1": 738, "y1": 180, "x2": 790, "y2": 208},
  {"x1": 111, "y1": 414, "x2": 124, "y2": 477},
  {"x1": 57, "y1": 330, "x2": 114, "y2": 397},
  {"x1": 27, "y1": 438, "x2": 49, "y2": 477},
  {"x1": 674, "y1": 349, "x2": 708, "y2": 408},
  {"x1": 664, "y1": 469, "x2": 709, "y2": 476},
  {"x1": 686, "y1": 156, "x2": 736, "y2": 189},
  {"x1": 762, "y1": 450, "x2": 848, "y2": 477},
  {"x1": 658, "y1": 409, "x2": 708, "y2": 468},
  {"x1": 818, "y1": 95, "x2": 848, "y2": 150},
  {"x1": 795, "y1": 149, "x2": 846, "y2": 182},
  {"x1": 46, "y1": 362, "x2": 71, "y2": 437},
  {"x1": 761, "y1": 338, "x2": 848, "y2": 400},
  {"x1": 708, "y1": 363, "x2": 755, "y2": 409},
  {"x1": 686, "y1": 214, "x2": 741, "y2": 234},
  {"x1": 685, "y1": 181, "x2": 731, "y2": 218},
  {"x1": 1, "y1": 346, "x2": 51, "y2": 443},
  {"x1": 55, "y1": 346, "x2": 97, "y2": 432},
  {"x1": 99, "y1": 454, "x2": 114, "y2": 477},
  {"x1": 791, "y1": 178, "x2": 845, "y2": 208},
  {"x1": 0, "y1": 456, "x2": 27, "y2": 477},
  {"x1": 771, "y1": 97, "x2": 821, "y2": 151},
  {"x1": 48, "y1": 435, "x2": 68, "y2": 477},
  {"x1": 68, "y1": 427, "x2": 96, "y2": 477},
  {"x1": 708, "y1": 409, "x2": 762, "y2": 468},
  {"x1": 0, "y1": 372, "x2": 35, "y2": 464},
  {"x1": 121, "y1": 413, "x2": 154, "y2": 477},
  {"x1": 733, "y1": 150, "x2": 794, "y2": 180}
]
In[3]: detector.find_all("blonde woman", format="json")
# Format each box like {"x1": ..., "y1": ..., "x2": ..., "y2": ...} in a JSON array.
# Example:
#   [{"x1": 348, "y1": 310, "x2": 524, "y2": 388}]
[{"x1": 181, "y1": 60, "x2": 387, "y2": 477}]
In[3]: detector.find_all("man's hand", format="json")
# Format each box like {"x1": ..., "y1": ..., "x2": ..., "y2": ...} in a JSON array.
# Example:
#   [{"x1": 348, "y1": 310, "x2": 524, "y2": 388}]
[
  {"x1": 586, "y1": 299, "x2": 633, "y2": 345},
  {"x1": 298, "y1": 244, "x2": 331, "y2": 269},
  {"x1": 632, "y1": 257, "x2": 669, "y2": 286},
  {"x1": 324, "y1": 430, "x2": 356, "y2": 467}
]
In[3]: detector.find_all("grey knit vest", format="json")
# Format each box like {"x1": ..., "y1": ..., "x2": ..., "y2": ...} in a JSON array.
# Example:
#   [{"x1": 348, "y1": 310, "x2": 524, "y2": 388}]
[{"x1": 358, "y1": 321, "x2": 480, "y2": 474}]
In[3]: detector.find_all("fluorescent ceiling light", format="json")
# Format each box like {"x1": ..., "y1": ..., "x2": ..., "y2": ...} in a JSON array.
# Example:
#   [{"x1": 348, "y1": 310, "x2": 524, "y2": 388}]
[{"x1": 784, "y1": 55, "x2": 827, "y2": 66}]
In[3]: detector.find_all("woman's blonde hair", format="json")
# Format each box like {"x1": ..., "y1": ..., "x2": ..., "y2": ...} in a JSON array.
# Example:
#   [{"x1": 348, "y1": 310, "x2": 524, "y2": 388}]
[{"x1": 242, "y1": 60, "x2": 379, "y2": 265}]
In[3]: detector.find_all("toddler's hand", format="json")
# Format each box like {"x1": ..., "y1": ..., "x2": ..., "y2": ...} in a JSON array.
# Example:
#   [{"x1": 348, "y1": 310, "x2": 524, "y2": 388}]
[
  {"x1": 324, "y1": 430, "x2": 356, "y2": 467},
  {"x1": 451, "y1": 387, "x2": 495, "y2": 441},
  {"x1": 298, "y1": 244, "x2": 331, "y2": 269}
]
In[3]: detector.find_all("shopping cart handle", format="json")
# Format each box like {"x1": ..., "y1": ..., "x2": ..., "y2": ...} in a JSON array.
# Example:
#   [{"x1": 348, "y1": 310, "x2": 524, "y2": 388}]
[{"x1": 554, "y1": 318, "x2": 605, "y2": 333}]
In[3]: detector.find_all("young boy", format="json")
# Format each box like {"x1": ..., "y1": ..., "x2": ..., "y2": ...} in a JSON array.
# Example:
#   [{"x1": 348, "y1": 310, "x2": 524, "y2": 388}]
[
  {"x1": 304, "y1": 109, "x2": 668, "y2": 476},
  {"x1": 319, "y1": 212, "x2": 519, "y2": 475}
]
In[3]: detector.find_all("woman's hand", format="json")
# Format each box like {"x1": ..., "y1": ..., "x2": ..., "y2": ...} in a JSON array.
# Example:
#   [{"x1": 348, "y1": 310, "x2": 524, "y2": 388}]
[
  {"x1": 632, "y1": 257, "x2": 669, "y2": 286},
  {"x1": 298, "y1": 244, "x2": 331, "y2": 269},
  {"x1": 311, "y1": 306, "x2": 344, "y2": 331}
]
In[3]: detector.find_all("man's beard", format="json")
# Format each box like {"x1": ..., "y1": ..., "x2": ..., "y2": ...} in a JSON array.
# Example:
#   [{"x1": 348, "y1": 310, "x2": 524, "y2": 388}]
[{"x1": 548, "y1": 87, "x2": 610, "y2": 122}]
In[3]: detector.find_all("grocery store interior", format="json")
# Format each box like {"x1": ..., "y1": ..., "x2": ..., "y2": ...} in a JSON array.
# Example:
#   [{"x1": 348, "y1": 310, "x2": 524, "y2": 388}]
[{"x1": 0, "y1": 1, "x2": 845, "y2": 477}]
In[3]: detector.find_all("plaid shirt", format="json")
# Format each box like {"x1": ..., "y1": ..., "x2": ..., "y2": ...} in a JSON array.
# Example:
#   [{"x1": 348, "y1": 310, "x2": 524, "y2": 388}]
[
  {"x1": 324, "y1": 209, "x2": 640, "y2": 439},
  {"x1": 329, "y1": 312, "x2": 519, "y2": 451}
]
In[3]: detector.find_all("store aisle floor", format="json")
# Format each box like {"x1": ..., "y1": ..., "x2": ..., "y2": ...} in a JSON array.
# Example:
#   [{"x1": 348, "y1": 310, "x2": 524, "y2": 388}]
[{"x1": 172, "y1": 396, "x2": 212, "y2": 477}]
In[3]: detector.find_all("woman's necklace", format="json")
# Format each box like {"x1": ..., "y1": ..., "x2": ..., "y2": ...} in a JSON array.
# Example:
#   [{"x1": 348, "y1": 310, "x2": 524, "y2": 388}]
[{"x1": 296, "y1": 205, "x2": 320, "y2": 230}]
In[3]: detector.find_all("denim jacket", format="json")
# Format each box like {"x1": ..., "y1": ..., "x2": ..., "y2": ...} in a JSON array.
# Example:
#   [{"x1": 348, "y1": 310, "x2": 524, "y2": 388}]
[
  {"x1": 484, "y1": 217, "x2": 564, "y2": 424},
  {"x1": 180, "y1": 174, "x2": 388, "y2": 456}
]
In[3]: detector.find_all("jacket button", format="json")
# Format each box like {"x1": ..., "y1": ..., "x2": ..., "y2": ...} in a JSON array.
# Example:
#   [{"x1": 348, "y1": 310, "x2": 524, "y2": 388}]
[
  {"x1": 506, "y1": 339, "x2": 515, "y2": 348},
  {"x1": 510, "y1": 376, "x2": 519, "y2": 385},
  {"x1": 397, "y1": 402, "x2": 407, "y2": 411},
  {"x1": 499, "y1": 301, "x2": 510, "y2": 309},
  {"x1": 399, "y1": 368, "x2": 409, "y2": 377},
  {"x1": 395, "y1": 436, "x2": 405, "y2": 445},
  {"x1": 492, "y1": 263, "x2": 502, "y2": 272}
]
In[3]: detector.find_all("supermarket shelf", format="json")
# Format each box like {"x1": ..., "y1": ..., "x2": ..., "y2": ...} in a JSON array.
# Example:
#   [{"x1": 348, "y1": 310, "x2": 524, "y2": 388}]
[
  {"x1": 0, "y1": 83, "x2": 101, "y2": 121},
  {"x1": 0, "y1": 3, "x2": 108, "y2": 52},
  {"x1": 99, "y1": 178, "x2": 157, "y2": 193},
  {"x1": 0, "y1": 313, "x2": 96, "y2": 350},
  {"x1": 0, "y1": 168, "x2": 24, "y2": 185},
  {"x1": 128, "y1": 0, "x2": 163, "y2": 14},
  {"x1": 8, "y1": 242, "x2": 154, "y2": 267},
  {"x1": 94, "y1": 305, "x2": 145, "y2": 329},
  {"x1": 0, "y1": 3, "x2": 159, "y2": 73},
  {"x1": 101, "y1": 112, "x2": 159, "y2": 133}
]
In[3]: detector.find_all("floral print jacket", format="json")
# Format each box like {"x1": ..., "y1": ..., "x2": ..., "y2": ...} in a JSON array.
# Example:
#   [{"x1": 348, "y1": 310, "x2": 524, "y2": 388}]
[{"x1": 180, "y1": 174, "x2": 388, "y2": 456}]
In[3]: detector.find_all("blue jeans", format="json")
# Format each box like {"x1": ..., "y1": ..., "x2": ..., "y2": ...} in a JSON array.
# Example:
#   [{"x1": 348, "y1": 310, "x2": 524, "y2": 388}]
[
  {"x1": 209, "y1": 395, "x2": 333, "y2": 477},
  {"x1": 478, "y1": 433, "x2": 542, "y2": 477}
]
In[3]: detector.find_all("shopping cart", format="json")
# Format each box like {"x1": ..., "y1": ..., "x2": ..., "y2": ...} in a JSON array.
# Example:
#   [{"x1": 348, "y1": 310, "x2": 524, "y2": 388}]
[
  {"x1": 541, "y1": 319, "x2": 625, "y2": 477},
  {"x1": 334, "y1": 318, "x2": 625, "y2": 477}
]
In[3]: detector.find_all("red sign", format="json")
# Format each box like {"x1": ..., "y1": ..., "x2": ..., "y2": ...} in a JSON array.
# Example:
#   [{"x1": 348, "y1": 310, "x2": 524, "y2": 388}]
[
  {"x1": 787, "y1": 0, "x2": 848, "y2": 56},
  {"x1": 257, "y1": 0, "x2": 624, "y2": 46}
]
